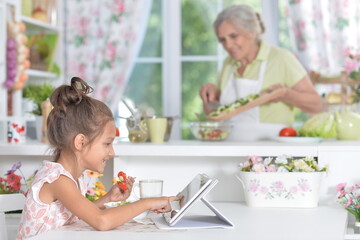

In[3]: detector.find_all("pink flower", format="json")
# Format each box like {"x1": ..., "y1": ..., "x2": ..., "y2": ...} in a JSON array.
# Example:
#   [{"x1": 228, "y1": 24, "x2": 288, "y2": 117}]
[
  {"x1": 336, "y1": 183, "x2": 347, "y2": 192},
  {"x1": 266, "y1": 164, "x2": 277, "y2": 172},
  {"x1": 252, "y1": 163, "x2": 266, "y2": 173},
  {"x1": 260, "y1": 186, "x2": 268, "y2": 194},
  {"x1": 273, "y1": 181, "x2": 284, "y2": 191},
  {"x1": 86, "y1": 187, "x2": 95, "y2": 196},
  {"x1": 290, "y1": 186, "x2": 298, "y2": 194},
  {"x1": 249, "y1": 181, "x2": 259, "y2": 192},
  {"x1": 249, "y1": 156, "x2": 262, "y2": 164},
  {"x1": 344, "y1": 58, "x2": 359, "y2": 75},
  {"x1": 239, "y1": 161, "x2": 250, "y2": 169},
  {"x1": 345, "y1": 198, "x2": 353, "y2": 207},
  {"x1": 299, "y1": 182, "x2": 310, "y2": 192}
]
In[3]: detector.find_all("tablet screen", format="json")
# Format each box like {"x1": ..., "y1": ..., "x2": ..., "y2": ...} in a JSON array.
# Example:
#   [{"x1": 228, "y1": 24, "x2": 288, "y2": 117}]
[{"x1": 168, "y1": 173, "x2": 213, "y2": 225}]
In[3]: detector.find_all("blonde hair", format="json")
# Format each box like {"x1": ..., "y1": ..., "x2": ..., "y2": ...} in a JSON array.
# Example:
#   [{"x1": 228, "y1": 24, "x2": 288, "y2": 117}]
[
  {"x1": 47, "y1": 77, "x2": 114, "y2": 161},
  {"x1": 214, "y1": 5, "x2": 265, "y2": 42}
]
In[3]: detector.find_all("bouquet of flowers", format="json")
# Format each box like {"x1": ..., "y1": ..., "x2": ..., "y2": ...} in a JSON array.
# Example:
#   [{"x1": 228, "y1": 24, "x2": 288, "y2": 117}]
[
  {"x1": 85, "y1": 170, "x2": 107, "y2": 201},
  {"x1": 336, "y1": 183, "x2": 360, "y2": 221},
  {"x1": 0, "y1": 162, "x2": 35, "y2": 195},
  {"x1": 344, "y1": 51, "x2": 360, "y2": 81},
  {"x1": 239, "y1": 155, "x2": 328, "y2": 173},
  {"x1": 344, "y1": 49, "x2": 360, "y2": 103}
]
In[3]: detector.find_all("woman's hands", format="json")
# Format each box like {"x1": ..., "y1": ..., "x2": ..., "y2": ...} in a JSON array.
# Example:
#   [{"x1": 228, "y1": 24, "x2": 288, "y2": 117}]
[
  {"x1": 200, "y1": 83, "x2": 221, "y2": 114},
  {"x1": 265, "y1": 77, "x2": 324, "y2": 113}
]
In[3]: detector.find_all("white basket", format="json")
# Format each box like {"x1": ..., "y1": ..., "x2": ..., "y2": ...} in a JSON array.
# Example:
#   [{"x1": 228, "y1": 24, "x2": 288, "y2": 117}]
[{"x1": 236, "y1": 172, "x2": 326, "y2": 208}]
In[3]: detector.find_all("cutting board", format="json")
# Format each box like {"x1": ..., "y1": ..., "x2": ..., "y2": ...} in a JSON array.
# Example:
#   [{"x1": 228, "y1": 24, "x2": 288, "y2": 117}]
[{"x1": 206, "y1": 88, "x2": 286, "y2": 122}]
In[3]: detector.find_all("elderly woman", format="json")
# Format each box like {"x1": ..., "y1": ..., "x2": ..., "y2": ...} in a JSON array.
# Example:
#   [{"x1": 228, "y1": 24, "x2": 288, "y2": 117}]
[{"x1": 199, "y1": 5, "x2": 324, "y2": 140}]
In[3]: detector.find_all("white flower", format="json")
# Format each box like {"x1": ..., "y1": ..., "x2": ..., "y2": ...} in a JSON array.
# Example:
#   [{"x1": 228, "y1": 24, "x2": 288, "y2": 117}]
[
  {"x1": 304, "y1": 156, "x2": 315, "y2": 162},
  {"x1": 263, "y1": 157, "x2": 273, "y2": 165},
  {"x1": 275, "y1": 155, "x2": 289, "y2": 165},
  {"x1": 277, "y1": 166, "x2": 289, "y2": 172},
  {"x1": 252, "y1": 163, "x2": 266, "y2": 173},
  {"x1": 294, "y1": 159, "x2": 307, "y2": 171},
  {"x1": 303, "y1": 166, "x2": 315, "y2": 172}
]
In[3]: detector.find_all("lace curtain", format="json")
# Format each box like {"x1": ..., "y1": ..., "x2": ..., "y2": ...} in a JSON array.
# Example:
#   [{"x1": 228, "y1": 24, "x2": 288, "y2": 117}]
[
  {"x1": 64, "y1": 0, "x2": 152, "y2": 112},
  {"x1": 286, "y1": 0, "x2": 360, "y2": 75}
]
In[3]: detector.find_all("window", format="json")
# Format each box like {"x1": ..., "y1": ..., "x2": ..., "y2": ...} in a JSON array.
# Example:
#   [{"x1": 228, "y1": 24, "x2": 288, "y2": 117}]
[{"x1": 121, "y1": 0, "x2": 283, "y2": 140}]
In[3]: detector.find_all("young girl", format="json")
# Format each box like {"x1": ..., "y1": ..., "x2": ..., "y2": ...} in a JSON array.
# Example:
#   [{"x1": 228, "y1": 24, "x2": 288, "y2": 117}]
[{"x1": 17, "y1": 77, "x2": 181, "y2": 239}]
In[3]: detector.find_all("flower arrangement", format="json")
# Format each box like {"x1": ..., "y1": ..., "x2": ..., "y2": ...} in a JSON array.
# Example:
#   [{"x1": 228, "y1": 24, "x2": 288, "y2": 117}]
[
  {"x1": 0, "y1": 162, "x2": 35, "y2": 195},
  {"x1": 344, "y1": 51, "x2": 360, "y2": 81},
  {"x1": 239, "y1": 155, "x2": 328, "y2": 173},
  {"x1": 336, "y1": 183, "x2": 360, "y2": 222},
  {"x1": 85, "y1": 170, "x2": 107, "y2": 201},
  {"x1": 237, "y1": 156, "x2": 328, "y2": 208}
]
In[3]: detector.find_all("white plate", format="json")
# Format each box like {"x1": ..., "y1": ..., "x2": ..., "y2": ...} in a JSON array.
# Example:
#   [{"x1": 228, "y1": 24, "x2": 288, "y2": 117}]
[{"x1": 275, "y1": 136, "x2": 323, "y2": 143}]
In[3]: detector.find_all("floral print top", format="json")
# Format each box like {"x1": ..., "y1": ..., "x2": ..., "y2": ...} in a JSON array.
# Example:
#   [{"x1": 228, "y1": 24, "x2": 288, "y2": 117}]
[{"x1": 16, "y1": 161, "x2": 86, "y2": 240}]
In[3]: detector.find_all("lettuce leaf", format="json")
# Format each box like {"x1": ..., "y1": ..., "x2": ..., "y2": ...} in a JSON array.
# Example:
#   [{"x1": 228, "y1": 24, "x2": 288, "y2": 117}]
[{"x1": 299, "y1": 112, "x2": 337, "y2": 138}]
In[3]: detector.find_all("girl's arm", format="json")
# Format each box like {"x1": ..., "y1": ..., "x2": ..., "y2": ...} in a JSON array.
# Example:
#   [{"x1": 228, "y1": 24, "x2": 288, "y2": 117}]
[{"x1": 49, "y1": 175, "x2": 180, "y2": 231}]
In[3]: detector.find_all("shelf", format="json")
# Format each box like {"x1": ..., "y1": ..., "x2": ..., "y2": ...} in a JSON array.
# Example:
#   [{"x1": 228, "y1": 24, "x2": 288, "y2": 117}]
[
  {"x1": 21, "y1": 16, "x2": 59, "y2": 34},
  {"x1": 27, "y1": 69, "x2": 58, "y2": 79}
]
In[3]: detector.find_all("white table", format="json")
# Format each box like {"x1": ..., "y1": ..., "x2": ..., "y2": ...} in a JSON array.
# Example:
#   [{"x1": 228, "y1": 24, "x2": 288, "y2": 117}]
[{"x1": 28, "y1": 202, "x2": 347, "y2": 240}]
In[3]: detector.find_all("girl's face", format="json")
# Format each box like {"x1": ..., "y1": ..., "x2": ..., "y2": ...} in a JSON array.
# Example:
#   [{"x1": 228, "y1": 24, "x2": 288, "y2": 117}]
[
  {"x1": 82, "y1": 120, "x2": 116, "y2": 173},
  {"x1": 216, "y1": 20, "x2": 257, "y2": 62}
]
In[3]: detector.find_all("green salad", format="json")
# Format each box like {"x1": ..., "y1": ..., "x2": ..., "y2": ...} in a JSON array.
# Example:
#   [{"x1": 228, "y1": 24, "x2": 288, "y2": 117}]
[{"x1": 209, "y1": 94, "x2": 259, "y2": 117}]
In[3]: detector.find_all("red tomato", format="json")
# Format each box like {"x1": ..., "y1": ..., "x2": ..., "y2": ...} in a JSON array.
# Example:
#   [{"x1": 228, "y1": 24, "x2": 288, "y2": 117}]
[
  {"x1": 117, "y1": 181, "x2": 128, "y2": 191},
  {"x1": 117, "y1": 171, "x2": 128, "y2": 191},
  {"x1": 279, "y1": 127, "x2": 297, "y2": 137},
  {"x1": 115, "y1": 128, "x2": 120, "y2": 137},
  {"x1": 118, "y1": 171, "x2": 127, "y2": 179}
]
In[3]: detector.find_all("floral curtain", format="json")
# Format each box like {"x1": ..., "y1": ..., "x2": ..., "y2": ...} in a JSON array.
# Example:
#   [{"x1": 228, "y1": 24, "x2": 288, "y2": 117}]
[
  {"x1": 286, "y1": 0, "x2": 360, "y2": 75},
  {"x1": 64, "y1": 0, "x2": 152, "y2": 112}
]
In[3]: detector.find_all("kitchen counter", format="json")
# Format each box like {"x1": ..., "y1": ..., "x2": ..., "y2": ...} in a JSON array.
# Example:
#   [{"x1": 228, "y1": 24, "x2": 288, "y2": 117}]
[
  {"x1": 27, "y1": 202, "x2": 347, "y2": 240},
  {"x1": 1, "y1": 139, "x2": 360, "y2": 157}
]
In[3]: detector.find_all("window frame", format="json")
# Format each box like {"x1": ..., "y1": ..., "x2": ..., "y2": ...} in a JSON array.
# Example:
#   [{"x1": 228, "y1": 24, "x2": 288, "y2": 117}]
[{"x1": 134, "y1": 0, "x2": 280, "y2": 140}]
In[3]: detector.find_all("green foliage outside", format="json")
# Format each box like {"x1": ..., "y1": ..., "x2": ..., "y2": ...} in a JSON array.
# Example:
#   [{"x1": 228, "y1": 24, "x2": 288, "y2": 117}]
[
  {"x1": 22, "y1": 83, "x2": 55, "y2": 116},
  {"x1": 123, "y1": 63, "x2": 162, "y2": 116}
]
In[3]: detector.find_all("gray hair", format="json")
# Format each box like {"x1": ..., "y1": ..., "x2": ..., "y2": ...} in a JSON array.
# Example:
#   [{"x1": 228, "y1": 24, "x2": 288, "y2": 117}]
[{"x1": 214, "y1": 5, "x2": 265, "y2": 41}]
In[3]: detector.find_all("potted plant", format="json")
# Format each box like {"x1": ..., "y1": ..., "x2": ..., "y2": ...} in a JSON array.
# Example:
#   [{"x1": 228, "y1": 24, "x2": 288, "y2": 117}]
[
  {"x1": 22, "y1": 83, "x2": 54, "y2": 141},
  {"x1": 236, "y1": 155, "x2": 328, "y2": 208}
]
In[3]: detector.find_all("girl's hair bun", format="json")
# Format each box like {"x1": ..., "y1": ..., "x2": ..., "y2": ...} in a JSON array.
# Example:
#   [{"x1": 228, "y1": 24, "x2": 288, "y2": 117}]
[{"x1": 50, "y1": 77, "x2": 93, "y2": 113}]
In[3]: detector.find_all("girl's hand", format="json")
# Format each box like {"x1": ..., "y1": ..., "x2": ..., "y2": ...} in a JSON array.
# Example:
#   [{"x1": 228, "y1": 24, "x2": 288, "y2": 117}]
[
  {"x1": 149, "y1": 196, "x2": 183, "y2": 214},
  {"x1": 108, "y1": 176, "x2": 135, "y2": 202}
]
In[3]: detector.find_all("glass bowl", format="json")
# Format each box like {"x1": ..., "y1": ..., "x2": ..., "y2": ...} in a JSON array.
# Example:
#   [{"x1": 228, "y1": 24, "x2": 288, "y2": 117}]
[{"x1": 189, "y1": 121, "x2": 232, "y2": 141}]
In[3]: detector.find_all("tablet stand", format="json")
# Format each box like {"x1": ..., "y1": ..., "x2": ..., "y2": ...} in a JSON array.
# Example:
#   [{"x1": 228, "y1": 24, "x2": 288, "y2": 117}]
[
  {"x1": 152, "y1": 179, "x2": 234, "y2": 229},
  {"x1": 167, "y1": 197, "x2": 234, "y2": 229}
]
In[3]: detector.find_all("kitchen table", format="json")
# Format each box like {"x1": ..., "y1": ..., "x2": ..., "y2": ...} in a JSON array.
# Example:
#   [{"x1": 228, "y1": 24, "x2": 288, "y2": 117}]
[{"x1": 28, "y1": 201, "x2": 347, "y2": 240}]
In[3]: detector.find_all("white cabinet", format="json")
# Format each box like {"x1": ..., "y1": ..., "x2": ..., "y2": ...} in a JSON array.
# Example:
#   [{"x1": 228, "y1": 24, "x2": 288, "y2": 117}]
[{"x1": 0, "y1": 0, "x2": 63, "y2": 142}]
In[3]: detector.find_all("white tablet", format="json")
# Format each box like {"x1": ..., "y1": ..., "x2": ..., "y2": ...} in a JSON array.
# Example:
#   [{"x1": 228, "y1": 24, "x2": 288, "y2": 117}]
[{"x1": 166, "y1": 173, "x2": 216, "y2": 226}]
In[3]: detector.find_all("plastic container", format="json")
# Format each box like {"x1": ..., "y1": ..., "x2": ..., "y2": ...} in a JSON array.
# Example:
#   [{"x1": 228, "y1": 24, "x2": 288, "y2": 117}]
[{"x1": 236, "y1": 171, "x2": 326, "y2": 208}]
